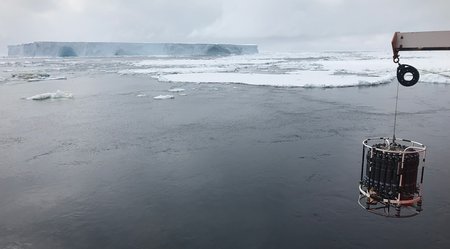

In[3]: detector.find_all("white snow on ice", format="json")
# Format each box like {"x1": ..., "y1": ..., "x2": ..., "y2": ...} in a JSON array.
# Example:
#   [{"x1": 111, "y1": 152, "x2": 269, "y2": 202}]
[
  {"x1": 118, "y1": 66, "x2": 232, "y2": 75},
  {"x1": 26, "y1": 90, "x2": 73, "y2": 100},
  {"x1": 157, "y1": 72, "x2": 395, "y2": 88},
  {"x1": 153, "y1": 95, "x2": 175, "y2": 100},
  {"x1": 27, "y1": 76, "x2": 67, "y2": 82},
  {"x1": 131, "y1": 58, "x2": 282, "y2": 67},
  {"x1": 168, "y1": 88, "x2": 185, "y2": 92},
  {"x1": 2, "y1": 51, "x2": 450, "y2": 88},
  {"x1": 149, "y1": 52, "x2": 450, "y2": 87}
]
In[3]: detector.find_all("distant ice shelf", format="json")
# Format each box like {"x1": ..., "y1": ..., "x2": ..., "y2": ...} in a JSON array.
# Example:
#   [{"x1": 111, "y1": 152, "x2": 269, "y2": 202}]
[{"x1": 8, "y1": 42, "x2": 258, "y2": 57}]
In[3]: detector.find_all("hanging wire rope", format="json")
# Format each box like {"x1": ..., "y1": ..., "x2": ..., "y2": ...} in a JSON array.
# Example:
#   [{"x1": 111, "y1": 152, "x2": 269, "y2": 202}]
[{"x1": 393, "y1": 80, "x2": 400, "y2": 143}]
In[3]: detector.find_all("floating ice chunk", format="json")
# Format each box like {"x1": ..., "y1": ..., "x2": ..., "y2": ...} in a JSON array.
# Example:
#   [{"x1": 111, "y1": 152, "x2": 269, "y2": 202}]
[
  {"x1": 26, "y1": 90, "x2": 73, "y2": 100},
  {"x1": 12, "y1": 73, "x2": 50, "y2": 80},
  {"x1": 168, "y1": 88, "x2": 185, "y2": 93},
  {"x1": 27, "y1": 78, "x2": 44, "y2": 82},
  {"x1": 27, "y1": 93, "x2": 53, "y2": 100},
  {"x1": 132, "y1": 58, "x2": 282, "y2": 67},
  {"x1": 118, "y1": 66, "x2": 233, "y2": 75},
  {"x1": 153, "y1": 95, "x2": 174, "y2": 100},
  {"x1": 27, "y1": 76, "x2": 67, "y2": 82},
  {"x1": 10, "y1": 73, "x2": 67, "y2": 82},
  {"x1": 136, "y1": 94, "x2": 147, "y2": 97},
  {"x1": 157, "y1": 72, "x2": 395, "y2": 88}
]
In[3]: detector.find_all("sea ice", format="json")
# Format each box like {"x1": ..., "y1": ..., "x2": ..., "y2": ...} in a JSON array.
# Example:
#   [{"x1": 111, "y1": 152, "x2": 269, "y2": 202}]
[
  {"x1": 157, "y1": 72, "x2": 395, "y2": 88},
  {"x1": 168, "y1": 88, "x2": 185, "y2": 93},
  {"x1": 26, "y1": 90, "x2": 73, "y2": 100},
  {"x1": 3, "y1": 51, "x2": 450, "y2": 88},
  {"x1": 12, "y1": 73, "x2": 50, "y2": 80},
  {"x1": 27, "y1": 76, "x2": 67, "y2": 82},
  {"x1": 132, "y1": 58, "x2": 283, "y2": 67},
  {"x1": 420, "y1": 73, "x2": 450, "y2": 84},
  {"x1": 116, "y1": 51, "x2": 407, "y2": 88},
  {"x1": 153, "y1": 95, "x2": 175, "y2": 100},
  {"x1": 118, "y1": 66, "x2": 232, "y2": 75},
  {"x1": 10, "y1": 72, "x2": 67, "y2": 82}
]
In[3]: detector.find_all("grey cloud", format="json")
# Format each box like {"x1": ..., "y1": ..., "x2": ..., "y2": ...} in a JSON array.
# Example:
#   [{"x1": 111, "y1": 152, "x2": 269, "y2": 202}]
[{"x1": 2, "y1": 0, "x2": 450, "y2": 55}]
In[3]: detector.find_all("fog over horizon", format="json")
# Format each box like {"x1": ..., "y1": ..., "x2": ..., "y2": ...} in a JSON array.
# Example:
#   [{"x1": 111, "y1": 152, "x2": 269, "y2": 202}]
[{"x1": 2, "y1": 0, "x2": 450, "y2": 55}]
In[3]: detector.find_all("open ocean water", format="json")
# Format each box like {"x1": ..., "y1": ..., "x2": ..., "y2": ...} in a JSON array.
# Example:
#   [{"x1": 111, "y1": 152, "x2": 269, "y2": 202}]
[{"x1": 1, "y1": 52, "x2": 450, "y2": 249}]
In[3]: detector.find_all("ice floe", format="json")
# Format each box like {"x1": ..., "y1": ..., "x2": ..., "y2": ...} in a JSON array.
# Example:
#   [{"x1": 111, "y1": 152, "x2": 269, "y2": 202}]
[
  {"x1": 168, "y1": 88, "x2": 185, "y2": 92},
  {"x1": 10, "y1": 73, "x2": 67, "y2": 82},
  {"x1": 153, "y1": 95, "x2": 174, "y2": 100},
  {"x1": 27, "y1": 76, "x2": 67, "y2": 82},
  {"x1": 157, "y1": 72, "x2": 396, "y2": 88},
  {"x1": 12, "y1": 73, "x2": 50, "y2": 80},
  {"x1": 3, "y1": 51, "x2": 450, "y2": 88},
  {"x1": 26, "y1": 90, "x2": 73, "y2": 100},
  {"x1": 118, "y1": 66, "x2": 232, "y2": 75}
]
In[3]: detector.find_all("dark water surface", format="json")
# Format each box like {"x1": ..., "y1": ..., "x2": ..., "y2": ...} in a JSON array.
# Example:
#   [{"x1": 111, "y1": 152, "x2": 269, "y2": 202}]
[{"x1": 1, "y1": 75, "x2": 450, "y2": 249}]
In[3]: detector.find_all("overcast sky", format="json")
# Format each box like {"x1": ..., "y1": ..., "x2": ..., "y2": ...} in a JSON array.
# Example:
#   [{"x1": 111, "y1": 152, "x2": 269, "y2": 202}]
[{"x1": 1, "y1": 0, "x2": 450, "y2": 55}]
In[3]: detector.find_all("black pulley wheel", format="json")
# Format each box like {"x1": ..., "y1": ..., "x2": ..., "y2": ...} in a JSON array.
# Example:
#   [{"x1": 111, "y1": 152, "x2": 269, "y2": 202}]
[{"x1": 397, "y1": 64, "x2": 420, "y2": 87}]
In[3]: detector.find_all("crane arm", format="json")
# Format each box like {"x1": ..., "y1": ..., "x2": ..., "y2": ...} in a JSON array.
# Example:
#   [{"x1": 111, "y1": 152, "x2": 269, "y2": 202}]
[{"x1": 392, "y1": 31, "x2": 450, "y2": 62}]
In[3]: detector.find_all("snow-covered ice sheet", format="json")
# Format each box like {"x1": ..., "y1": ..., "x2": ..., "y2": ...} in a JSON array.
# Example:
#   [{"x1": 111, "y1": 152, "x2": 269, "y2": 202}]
[
  {"x1": 2, "y1": 51, "x2": 450, "y2": 88},
  {"x1": 150, "y1": 52, "x2": 450, "y2": 87},
  {"x1": 118, "y1": 66, "x2": 233, "y2": 75},
  {"x1": 157, "y1": 72, "x2": 395, "y2": 87},
  {"x1": 130, "y1": 57, "x2": 283, "y2": 67}
]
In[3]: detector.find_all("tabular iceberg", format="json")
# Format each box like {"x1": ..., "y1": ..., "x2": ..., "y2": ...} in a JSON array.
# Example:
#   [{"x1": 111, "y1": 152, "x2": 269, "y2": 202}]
[{"x1": 8, "y1": 42, "x2": 258, "y2": 57}]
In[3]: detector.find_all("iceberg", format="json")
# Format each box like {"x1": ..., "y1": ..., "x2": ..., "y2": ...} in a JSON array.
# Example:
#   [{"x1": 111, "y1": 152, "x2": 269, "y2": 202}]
[{"x1": 8, "y1": 42, "x2": 258, "y2": 57}]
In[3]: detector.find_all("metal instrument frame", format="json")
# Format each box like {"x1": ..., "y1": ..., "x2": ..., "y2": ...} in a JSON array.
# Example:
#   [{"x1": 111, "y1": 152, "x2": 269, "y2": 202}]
[{"x1": 358, "y1": 137, "x2": 426, "y2": 218}]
